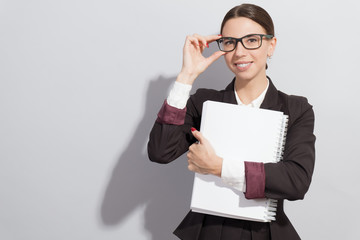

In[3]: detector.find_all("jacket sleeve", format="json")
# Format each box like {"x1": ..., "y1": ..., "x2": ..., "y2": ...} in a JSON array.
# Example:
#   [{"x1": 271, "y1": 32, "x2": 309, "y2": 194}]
[
  {"x1": 264, "y1": 97, "x2": 316, "y2": 200},
  {"x1": 147, "y1": 98, "x2": 200, "y2": 164}
]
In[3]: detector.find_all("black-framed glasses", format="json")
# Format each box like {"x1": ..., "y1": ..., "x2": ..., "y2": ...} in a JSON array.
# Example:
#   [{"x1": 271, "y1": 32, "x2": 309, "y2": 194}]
[{"x1": 216, "y1": 34, "x2": 273, "y2": 52}]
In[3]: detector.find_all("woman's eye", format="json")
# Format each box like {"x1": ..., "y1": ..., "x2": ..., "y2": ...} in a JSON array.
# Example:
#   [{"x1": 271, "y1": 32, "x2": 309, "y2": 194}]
[
  {"x1": 246, "y1": 36, "x2": 260, "y2": 44},
  {"x1": 224, "y1": 40, "x2": 235, "y2": 46},
  {"x1": 247, "y1": 37, "x2": 259, "y2": 43}
]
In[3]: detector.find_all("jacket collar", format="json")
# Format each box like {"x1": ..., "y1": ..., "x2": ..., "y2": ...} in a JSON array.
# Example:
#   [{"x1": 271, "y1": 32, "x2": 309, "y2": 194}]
[{"x1": 223, "y1": 76, "x2": 282, "y2": 111}]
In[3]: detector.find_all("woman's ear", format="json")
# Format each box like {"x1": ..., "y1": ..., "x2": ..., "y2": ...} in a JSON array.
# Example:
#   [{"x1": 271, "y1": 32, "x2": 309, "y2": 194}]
[{"x1": 268, "y1": 36, "x2": 277, "y2": 57}]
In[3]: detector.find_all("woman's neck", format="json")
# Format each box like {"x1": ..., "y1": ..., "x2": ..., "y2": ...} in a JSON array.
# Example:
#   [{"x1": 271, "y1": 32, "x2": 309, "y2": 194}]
[{"x1": 234, "y1": 74, "x2": 268, "y2": 105}]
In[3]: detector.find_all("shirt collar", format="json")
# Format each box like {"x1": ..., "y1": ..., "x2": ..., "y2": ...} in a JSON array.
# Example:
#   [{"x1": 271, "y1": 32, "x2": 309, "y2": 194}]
[{"x1": 234, "y1": 78, "x2": 269, "y2": 108}]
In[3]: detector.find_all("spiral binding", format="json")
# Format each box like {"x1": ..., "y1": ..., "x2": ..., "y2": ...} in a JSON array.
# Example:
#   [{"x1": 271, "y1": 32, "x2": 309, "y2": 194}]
[
  {"x1": 265, "y1": 114, "x2": 289, "y2": 222},
  {"x1": 264, "y1": 199, "x2": 278, "y2": 221},
  {"x1": 274, "y1": 115, "x2": 289, "y2": 162}
]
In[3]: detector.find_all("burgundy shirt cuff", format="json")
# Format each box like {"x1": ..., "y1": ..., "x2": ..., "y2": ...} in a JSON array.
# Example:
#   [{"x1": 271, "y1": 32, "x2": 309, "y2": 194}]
[
  {"x1": 156, "y1": 100, "x2": 187, "y2": 125},
  {"x1": 244, "y1": 161, "x2": 265, "y2": 199}
]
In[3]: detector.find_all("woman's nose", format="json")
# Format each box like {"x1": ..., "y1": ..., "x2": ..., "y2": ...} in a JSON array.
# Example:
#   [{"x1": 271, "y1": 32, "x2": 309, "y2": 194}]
[{"x1": 233, "y1": 41, "x2": 247, "y2": 56}]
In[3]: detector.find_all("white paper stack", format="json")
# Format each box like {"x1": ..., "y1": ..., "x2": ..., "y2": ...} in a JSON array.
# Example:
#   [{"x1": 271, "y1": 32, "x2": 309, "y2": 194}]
[{"x1": 190, "y1": 100, "x2": 288, "y2": 222}]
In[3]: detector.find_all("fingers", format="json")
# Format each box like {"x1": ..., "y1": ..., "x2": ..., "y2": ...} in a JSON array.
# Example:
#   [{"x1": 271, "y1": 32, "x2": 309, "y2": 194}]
[
  {"x1": 186, "y1": 34, "x2": 208, "y2": 50},
  {"x1": 188, "y1": 163, "x2": 207, "y2": 174},
  {"x1": 187, "y1": 160, "x2": 198, "y2": 173},
  {"x1": 187, "y1": 138, "x2": 215, "y2": 175},
  {"x1": 186, "y1": 34, "x2": 226, "y2": 66},
  {"x1": 187, "y1": 150, "x2": 198, "y2": 172},
  {"x1": 191, "y1": 127, "x2": 205, "y2": 144},
  {"x1": 186, "y1": 34, "x2": 222, "y2": 49},
  {"x1": 204, "y1": 34, "x2": 223, "y2": 44},
  {"x1": 206, "y1": 50, "x2": 227, "y2": 65},
  {"x1": 187, "y1": 155, "x2": 207, "y2": 174},
  {"x1": 180, "y1": 34, "x2": 226, "y2": 85}
]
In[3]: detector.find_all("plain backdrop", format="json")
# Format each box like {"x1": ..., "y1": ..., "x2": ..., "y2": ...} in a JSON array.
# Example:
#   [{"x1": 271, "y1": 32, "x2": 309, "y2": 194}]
[{"x1": 1, "y1": 0, "x2": 359, "y2": 239}]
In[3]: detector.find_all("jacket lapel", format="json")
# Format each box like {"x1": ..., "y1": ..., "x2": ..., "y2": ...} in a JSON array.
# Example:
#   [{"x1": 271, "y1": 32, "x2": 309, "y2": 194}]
[
  {"x1": 222, "y1": 78, "x2": 237, "y2": 104},
  {"x1": 260, "y1": 77, "x2": 283, "y2": 111},
  {"x1": 222, "y1": 77, "x2": 283, "y2": 112}
]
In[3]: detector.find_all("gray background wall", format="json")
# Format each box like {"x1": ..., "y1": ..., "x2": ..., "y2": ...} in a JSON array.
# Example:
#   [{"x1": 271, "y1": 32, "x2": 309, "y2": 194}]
[{"x1": 1, "y1": 0, "x2": 359, "y2": 239}]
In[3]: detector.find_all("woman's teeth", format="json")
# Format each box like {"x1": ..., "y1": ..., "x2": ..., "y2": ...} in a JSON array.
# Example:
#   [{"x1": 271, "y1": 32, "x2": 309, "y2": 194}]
[{"x1": 236, "y1": 63, "x2": 250, "y2": 67}]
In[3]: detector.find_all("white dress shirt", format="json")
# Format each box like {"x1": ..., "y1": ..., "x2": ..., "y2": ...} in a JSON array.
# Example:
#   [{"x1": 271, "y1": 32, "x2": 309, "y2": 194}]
[{"x1": 167, "y1": 79, "x2": 269, "y2": 192}]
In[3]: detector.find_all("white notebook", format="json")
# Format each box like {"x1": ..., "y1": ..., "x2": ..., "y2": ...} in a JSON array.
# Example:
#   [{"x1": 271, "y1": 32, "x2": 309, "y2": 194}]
[{"x1": 190, "y1": 100, "x2": 288, "y2": 222}]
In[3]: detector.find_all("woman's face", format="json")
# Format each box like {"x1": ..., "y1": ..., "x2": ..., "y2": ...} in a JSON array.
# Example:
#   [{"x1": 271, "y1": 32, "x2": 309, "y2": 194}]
[{"x1": 221, "y1": 17, "x2": 276, "y2": 83}]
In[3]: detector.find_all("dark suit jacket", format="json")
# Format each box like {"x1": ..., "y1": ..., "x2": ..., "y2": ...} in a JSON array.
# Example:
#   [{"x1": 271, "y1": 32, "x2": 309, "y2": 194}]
[{"x1": 148, "y1": 78, "x2": 316, "y2": 240}]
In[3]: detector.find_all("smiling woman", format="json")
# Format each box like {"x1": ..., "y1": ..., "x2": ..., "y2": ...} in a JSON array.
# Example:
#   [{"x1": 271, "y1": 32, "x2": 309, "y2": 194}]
[
  {"x1": 148, "y1": 3, "x2": 315, "y2": 240},
  {"x1": 221, "y1": 17, "x2": 276, "y2": 103}
]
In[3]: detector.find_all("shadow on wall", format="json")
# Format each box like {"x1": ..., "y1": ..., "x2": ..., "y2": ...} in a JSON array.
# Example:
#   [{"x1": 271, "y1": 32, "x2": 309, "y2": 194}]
[{"x1": 100, "y1": 44, "x2": 234, "y2": 240}]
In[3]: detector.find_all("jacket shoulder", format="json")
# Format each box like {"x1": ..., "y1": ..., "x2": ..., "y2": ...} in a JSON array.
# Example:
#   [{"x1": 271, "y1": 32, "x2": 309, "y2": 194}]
[
  {"x1": 282, "y1": 92, "x2": 312, "y2": 108},
  {"x1": 278, "y1": 91, "x2": 314, "y2": 125}
]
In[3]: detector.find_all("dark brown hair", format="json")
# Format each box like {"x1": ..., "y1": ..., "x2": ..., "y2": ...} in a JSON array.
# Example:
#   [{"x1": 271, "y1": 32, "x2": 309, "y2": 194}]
[{"x1": 220, "y1": 4, "x2": 275, "y2": 36}]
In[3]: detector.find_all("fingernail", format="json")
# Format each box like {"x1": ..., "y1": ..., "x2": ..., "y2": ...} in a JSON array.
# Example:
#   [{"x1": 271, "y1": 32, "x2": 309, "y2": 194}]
[
  {"x1": 206, "y1": 43, "x2": 209, "y2": 48},
  {"x1": 191, "y1": 127, "x2": 196, "y2": 132},
  {"x1": 218, "y1": 34, "x2": 222, "y2": 37}
]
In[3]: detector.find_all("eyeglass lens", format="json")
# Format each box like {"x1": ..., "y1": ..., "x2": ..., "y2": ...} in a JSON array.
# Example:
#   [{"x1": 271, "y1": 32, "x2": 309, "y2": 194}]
[{"x1": 218, "y1": 35, "x2": 263, "y2": 52}]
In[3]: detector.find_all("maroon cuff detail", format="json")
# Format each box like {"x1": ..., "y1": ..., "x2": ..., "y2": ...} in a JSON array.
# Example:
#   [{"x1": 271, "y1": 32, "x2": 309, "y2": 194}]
[
  {"x1": 244, "y1": 161, "x2": 266, "y2": 199},
  {"x1": 156, "y1": 100, "x2": 187, "y2": 125}
]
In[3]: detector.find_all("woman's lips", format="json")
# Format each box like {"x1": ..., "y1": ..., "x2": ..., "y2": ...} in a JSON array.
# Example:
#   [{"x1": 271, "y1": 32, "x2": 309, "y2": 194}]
[{"x1": 234, "y1": 62, "x2": 252, "y2": 71}]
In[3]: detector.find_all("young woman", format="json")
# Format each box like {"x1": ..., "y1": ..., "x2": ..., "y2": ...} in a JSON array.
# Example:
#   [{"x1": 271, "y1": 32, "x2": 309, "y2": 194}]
[{"x1": 148, "y1": 4, "x2": 315, "y2": 240}]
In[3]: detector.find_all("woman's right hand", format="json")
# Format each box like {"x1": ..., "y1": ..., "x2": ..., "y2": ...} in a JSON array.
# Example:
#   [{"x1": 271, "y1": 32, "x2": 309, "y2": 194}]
[{"x1": 176, "y1": 34, "x2": 226, "y2": 85}]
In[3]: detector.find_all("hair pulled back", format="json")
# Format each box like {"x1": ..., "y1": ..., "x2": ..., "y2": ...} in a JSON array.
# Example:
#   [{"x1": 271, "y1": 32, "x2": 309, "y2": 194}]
[{"x1": 220, "y1": 4, "x2": 275, "y2": 36}]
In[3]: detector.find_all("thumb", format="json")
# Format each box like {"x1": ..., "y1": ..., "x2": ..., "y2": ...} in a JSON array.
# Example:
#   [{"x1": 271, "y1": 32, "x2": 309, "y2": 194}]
[
  {"x1": 191, "y1": 127, "x2": 205, "y2": 144},
  {"x1": 205, "y1": 51, "x2": 226, "y2": 66}
]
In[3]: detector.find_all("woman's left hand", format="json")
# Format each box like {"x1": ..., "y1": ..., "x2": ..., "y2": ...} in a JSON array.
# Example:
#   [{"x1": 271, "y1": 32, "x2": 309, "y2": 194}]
[{"x1": 187, "y1": 128, "x2": 223, "y2": 177}]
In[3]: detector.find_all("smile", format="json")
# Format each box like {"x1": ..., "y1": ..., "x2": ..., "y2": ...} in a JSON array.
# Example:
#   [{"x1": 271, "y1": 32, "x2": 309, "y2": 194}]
[
  {"x1": 234, "y1": 62, "x2": 252, "y2": 71},
  {"x1": 236, "y1": 63, "x2": 251, "y2": 67}
]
